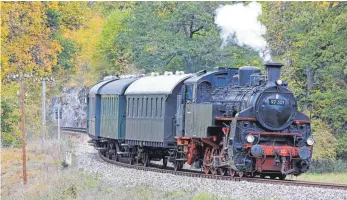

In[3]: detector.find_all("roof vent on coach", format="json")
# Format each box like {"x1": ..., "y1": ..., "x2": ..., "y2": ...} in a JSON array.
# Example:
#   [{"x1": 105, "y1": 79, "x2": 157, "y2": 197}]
[
  {"x1": 103, "y1": 76, "x2": 118, "y2": 81},
  {"x1": 120, "y1": 75, "x2": 136, "y2": 79},
  {"x1": 175, "y1": 71, "x2": 185, "y2": 75},
  {"x1": 164, "y1": 71, "x2": 173, "y2": 76},
  {"x1": 151, "y1": 72, "x2": 160, "y2": 76}
]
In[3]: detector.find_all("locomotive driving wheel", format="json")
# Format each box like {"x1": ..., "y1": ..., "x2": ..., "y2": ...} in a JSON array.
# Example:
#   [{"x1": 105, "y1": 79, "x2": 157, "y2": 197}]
[
  {"x1": 203, "y1": 147, "x2": 212, "y2": 174},
  {"x1": 210, "y1": 148, "x2": 219, "y2": 175},
  {"x1": 238, "y1": 171, "x2": 244, "y2": 178},
  {"x1": 218, "y1": 148, "x2": 227, "y2": 176},
  {"x1": 229, "y1": 169, "x2": 236, "y2": 177},
  {"x1": 218, "y1": 168, "x2": 227, "y2": 176}
]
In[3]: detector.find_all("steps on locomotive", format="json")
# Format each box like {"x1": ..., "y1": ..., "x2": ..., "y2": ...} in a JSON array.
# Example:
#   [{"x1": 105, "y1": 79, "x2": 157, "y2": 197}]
[
  {"x1": 175, "y1": 158, "x2": 188, "y2": 161},
  {"x1": 116, "y1": 152, "x2": 130, "y2": 155}
]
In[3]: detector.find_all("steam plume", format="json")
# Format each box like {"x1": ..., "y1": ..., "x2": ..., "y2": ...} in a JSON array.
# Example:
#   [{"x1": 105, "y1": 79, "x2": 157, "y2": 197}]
[{"x1": 214, "y1": 2, "x2": 271, "y2": 61}]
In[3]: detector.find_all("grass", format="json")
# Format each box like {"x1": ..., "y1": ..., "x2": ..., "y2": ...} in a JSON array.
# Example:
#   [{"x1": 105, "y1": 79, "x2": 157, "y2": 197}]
[
  {"x1": 2, "y1": 133, "x2": 346, "y2": 200},
  {"x1": 291, "y1": 173, "x2": 347, "y2": 184},
  {"x1": 1, "y1": 134, "x2": 229, "y2": 200}
]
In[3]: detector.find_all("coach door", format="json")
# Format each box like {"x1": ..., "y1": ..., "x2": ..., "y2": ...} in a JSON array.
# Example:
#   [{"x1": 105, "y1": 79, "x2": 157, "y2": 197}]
[{"x1": 88, "y1": 96, "x2": 96, "y2": 136}]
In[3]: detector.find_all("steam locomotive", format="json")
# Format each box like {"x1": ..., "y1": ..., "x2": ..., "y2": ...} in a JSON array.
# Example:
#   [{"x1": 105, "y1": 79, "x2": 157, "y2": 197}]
[{"x1": 87, "y1": 63, "x2": 314, "y2": 179}]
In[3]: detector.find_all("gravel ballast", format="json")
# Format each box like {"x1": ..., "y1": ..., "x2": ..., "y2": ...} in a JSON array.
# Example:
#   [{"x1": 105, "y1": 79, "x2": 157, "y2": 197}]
[{"x1": 73, "y1": 134, "x2": 347, "y2": 200}]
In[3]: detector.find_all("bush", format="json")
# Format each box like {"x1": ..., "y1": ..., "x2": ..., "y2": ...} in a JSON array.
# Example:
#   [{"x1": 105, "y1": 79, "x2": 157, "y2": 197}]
[
  {"x1": 311, "y1": 119, "x2": 337, "y2": 160},
  {"x1": 1, "y1": 98, "x2": 21, "y2": 147},
  {"x1": 310, "y1": 159, "x2": 347, "y2": 173}
]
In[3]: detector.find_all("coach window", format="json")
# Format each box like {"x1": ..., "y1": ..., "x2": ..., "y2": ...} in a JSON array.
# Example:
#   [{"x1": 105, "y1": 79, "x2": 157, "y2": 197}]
[
  {"x1": 107, "y1": 96, "x2": 109, "y2": 116},
  {"x1": 105, "y1": 96, "x2": 108, "y2": 116},
  {"x1": 142, "y1": 97, "x2": 145, "y2": 118},
  {"x1": 134, "y1": 97, "x2": 137, "y2": 118},
  {"x1": 151, "y1": 98, "x2": 154, "y2": 118},
  {"x1": 113, "y1": 96, "x2": 116, "y2": 114},
  {"x1": 150, "y1": 98, "x2": 153, "y2": 118},
  {"x1": 131, "y1": 98, "x2": 134, "y2": 118},
  {"x1": 137, "y1": 98, "x2": 139, "y2": 118},
  {"x1": 127, "y1": 98, "x2": 130, "y2": 117},
  {"x1": 112, "y1": 96, "x2": 115, "y2": 115},
  {"x1": 142, "y1": 98, "x2": 145, "y2": 118},
  {"x1": 104, "y1": 96, "x2": 107, "y2": 116},
  {"x1": 160, "y1": 97, "x2": 163, "y2": 118},
  {"x1": 129, "y1": 98, "x2": 131, "y2": 117},
  {"x1": 138, "y1": 97, "x2": 141, "y2": 118},
  {"x1": 145, "y1": 98, "x2": 148, "y2": 118},
  {"x1": 101, "y1": 97, "x2": 104, "y2": 116},
  {"x1": 141, "y1": 97, "x2": 144, "y2": 118},
  {"x1": 109, "y1": 96, "x2": 112, "y2": 116},
  {"x1": 154, "y1": 98, "x2": 157, "y2": 118},
  {"x1": 110, "y1": 96, "x2": 113, "y2": 116},
  {"x1": 116, "y1": 97, "x2": 118, "y2": 115}
]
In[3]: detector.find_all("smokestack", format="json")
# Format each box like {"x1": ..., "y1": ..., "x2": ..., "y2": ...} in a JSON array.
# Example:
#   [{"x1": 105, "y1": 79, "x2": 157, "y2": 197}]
[{"x1": 265, "y1": 63, "x2": 284, "y2": 84}]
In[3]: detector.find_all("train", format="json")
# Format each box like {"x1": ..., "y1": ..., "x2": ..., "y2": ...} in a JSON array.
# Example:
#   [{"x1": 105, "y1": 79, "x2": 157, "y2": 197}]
[{"x1": 87, "y1": 63, "x2": 314, "y2": 179}]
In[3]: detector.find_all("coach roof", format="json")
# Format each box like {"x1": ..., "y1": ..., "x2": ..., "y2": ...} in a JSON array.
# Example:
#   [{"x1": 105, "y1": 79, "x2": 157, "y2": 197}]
[
  {"x1": 125, "y1": 74, "x2": 192, "y2": 95},
  {"x1": 88, "y1": 79, "x2": 117, "y2": 97},
  {"x1": 99, "y1": 78, "x2": 136, "y2": 95}
]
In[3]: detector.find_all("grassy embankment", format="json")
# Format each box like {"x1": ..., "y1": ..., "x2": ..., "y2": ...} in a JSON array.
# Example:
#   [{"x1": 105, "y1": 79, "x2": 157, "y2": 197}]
[
  {"x1": 0, "y1": 133, "x2": 223, "y2": 200},
  {"x1": 2, "y1": 133, "x2": 346, "y2": 199},
  {"x1": 293, "y1": 173, "x2": 347, "y2": 184}
]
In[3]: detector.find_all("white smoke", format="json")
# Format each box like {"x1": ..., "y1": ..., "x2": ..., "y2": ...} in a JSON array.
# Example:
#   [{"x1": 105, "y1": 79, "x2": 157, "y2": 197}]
[{"x1": 214, "y1": 2, "x2": 272, "y2": 62}]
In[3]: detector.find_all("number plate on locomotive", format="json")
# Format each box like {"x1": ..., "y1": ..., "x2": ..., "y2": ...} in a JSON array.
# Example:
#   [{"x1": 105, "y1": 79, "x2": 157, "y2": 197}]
[{"x1": 269, "y1": 99, "x2": 285, "y2": 106}]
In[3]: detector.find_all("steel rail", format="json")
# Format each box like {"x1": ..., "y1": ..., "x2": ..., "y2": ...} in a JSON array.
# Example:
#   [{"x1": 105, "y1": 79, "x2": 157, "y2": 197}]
[{"x1": 61, "y1": 127, "x2": 347, "y2": 191}]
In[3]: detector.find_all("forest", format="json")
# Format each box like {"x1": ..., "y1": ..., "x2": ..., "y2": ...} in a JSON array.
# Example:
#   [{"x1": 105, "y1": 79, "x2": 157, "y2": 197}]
[{"x1": 1, "y1": 1, "x2": 346, "y2": 162}]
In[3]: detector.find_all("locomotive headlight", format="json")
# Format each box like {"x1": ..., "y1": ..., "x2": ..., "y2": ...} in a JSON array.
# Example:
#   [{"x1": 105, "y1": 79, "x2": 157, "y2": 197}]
[
  {"x1": 276, "y1": 79, "x2": 283, "y2": 86},
  {"x1": 246, "y1": 135, "x2": 255, "y2": 143},
  {"x1": 306, "y1": 137, "x2": 315, "y2": 146}
]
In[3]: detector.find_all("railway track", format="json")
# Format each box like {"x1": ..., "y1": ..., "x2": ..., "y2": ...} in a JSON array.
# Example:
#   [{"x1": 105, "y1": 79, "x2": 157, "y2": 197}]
[{"x1": 61, "y1": 127, "x2": 347, "y2": 191}]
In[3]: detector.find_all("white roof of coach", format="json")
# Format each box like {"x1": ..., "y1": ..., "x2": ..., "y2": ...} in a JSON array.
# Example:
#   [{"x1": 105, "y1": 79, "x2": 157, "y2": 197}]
[{"x1": 125, "y1": 74, "x2": 192, "y2": 95}]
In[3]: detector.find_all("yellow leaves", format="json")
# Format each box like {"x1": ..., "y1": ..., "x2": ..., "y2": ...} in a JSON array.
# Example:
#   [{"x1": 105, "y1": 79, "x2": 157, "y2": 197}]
[
  {"x1": 1, "y1": 2, "x2": 63, "y2": 75},
  {"x1": 157, "y1": 7, "x2": 170, "y2": 19},
  {"x1": 64, "y1": 15, "x2": 104, "y2": 64},
  {"x1": 145, "y1": 47, "x2": 153, "y2": 52},
  {"x1": 47, "y1": 1, "x2": 59, "y2": 10},
  {"x1": 311, "y1": 119, "x2": 337, "y2": 160},
  {"x1": 317, "y1": 1, "x2": 331, "y2": 9},
  {"x1": 1, "y1": 55, "x2": 10, "y2": 81},
  {"x1": 62, "y1": 12, "x2": 105, "y2": 86}
]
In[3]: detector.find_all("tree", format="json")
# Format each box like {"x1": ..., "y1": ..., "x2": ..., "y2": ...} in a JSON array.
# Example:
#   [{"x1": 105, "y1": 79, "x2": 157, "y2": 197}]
[
  {"x1": 1, "y1": 2, "x2": 62, "y2": 78},
  {"x1": 117, "y1": 2, "x2": 262, "y2": 73},
  {"x1": 261, "y1": 2, "x2": 347, "y2": 158},
  {"x1": 96, "y1": 8, "x2": 132, "y2": 76},
  {"x1": 0, "y1": 2, "x2": 91, "y2": 144},
  {"x1": 311, "y1": 119, "x2": 337, "y2": 160}
]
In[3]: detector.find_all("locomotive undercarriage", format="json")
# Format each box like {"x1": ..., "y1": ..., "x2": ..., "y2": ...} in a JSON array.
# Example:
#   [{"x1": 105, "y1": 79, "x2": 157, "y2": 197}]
[{"x1": 172, "y1": 119, "x2": 311, "y2": 179}]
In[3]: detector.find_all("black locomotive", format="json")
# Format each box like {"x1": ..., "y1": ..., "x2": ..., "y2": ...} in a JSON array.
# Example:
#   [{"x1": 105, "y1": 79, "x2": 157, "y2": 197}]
[{"x1": 87, "y1": 63, "x2": 314, "y2": 179}]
